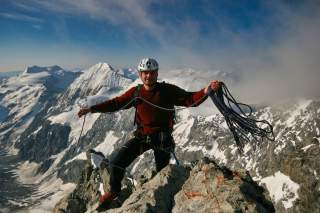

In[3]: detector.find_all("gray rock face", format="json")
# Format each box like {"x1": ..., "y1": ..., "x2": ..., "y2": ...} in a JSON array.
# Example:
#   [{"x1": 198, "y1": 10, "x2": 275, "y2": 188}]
[
  {"x1": 54, "y1": 160, "x2": 133, "y2": 213},
  {"x1": 172, "y1": 159, "x2": 274, "y2": 213},
  {"x1": 54, "y1": 159, "x2": 274, "y2": 213},
  {"x1": 253, "y1": 141, "x2": 320, "y2": 213},
  {"x1": 107, "y1": 165, "x2": 190, "y2": 213},
  {"x1": 17, "y1": 120, "x2": 71, "y2": 162}
]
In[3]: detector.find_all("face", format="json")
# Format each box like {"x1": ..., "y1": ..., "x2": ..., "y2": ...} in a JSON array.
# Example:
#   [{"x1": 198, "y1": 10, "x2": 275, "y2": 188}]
[{"x1": 139, "y1": 70, "x2": 158, "y2": 86}]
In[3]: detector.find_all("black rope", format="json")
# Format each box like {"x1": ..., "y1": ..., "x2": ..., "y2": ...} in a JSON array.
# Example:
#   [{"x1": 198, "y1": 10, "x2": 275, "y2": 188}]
[{"x1": 209, "y1": 82, "x2": 275, "y2": 153}]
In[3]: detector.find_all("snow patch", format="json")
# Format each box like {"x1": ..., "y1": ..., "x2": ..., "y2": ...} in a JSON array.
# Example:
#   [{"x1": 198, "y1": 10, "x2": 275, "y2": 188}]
[
  {"x1": 18, "y1": 71, "x2": 51, "y2": 84},
  {"x1": 14, "y1": 161, "x2": 42, "y2": 184},
  {"x1": 7, "y1": 144, "x2": 19, "y2": 155},
  {"x1": 260, "y1": 171, "x2": 300, "y2": 209},
  {"x1": 32, "y1": 126, "x2": 42, "y2": 135},
  {"x1": 297, "y1": 135, "x2": 302, "y2": 142},
  {"x1": 274, "y1": 141, "x2": 286, "y2": 155},
  {"x1": 173, "y1": 111, "x2": 194, "y2": 146},
  {"x1": 285, "y1": 99, "x2": 312, "y2": 127},
  {"x1": 243, "y1": 143, "x2": 252, "y2": 154},
  {"x1": 95, "y1": 131, "x2": 120, "y2": 156},
  {"x1": 14, "y1": 159, "x2": 76, "y2": 212},
  {"x1": 64, "y1": 152, "x2": 87, "y2": 165},
  {"x1": 203, "y1": 142, "x2": 227, "y2": 164},
  {"x1": 99, "y1": 183, "x2": 105, "y2": 195},
  {"x1": 245, "y1": 157, "x2": 257, "y2": 171},
  {"x1": 48, "y1": 107, "x2": 100, "y2": 144},
  {"x1": 182, "y1": 145, "x2": 203, "y2": 152},
  {"x1": 314, "y1": 170, "x2": 319, "y2": 180},
  {"x1": 27, "y1": 176, "x2": 76, "y2": 213},
  {"x1": 130, "y1": 155, "x2": 144, "y2": 175},
  {"x1": 301, "y1": 144, "x2": 315, "y2": 152}
]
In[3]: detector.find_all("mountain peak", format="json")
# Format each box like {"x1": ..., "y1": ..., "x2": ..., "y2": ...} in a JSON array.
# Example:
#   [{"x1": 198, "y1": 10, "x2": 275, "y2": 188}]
[
  {"x1": 92, "y1": 62, "x2": 114, "y2": 72},
  {"x1": 24, "y1": 65, "x2": 63, "y2": 74}
]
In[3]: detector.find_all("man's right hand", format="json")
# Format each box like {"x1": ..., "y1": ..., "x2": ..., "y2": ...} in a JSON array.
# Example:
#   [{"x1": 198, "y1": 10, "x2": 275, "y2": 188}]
[{"x1": 78, "y1": 108, "x2": 91, "y2": 118}]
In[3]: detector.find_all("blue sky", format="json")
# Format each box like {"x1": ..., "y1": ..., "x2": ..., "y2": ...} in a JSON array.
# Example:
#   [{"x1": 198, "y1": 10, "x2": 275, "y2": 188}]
[{"x1": 0, "y1": 0, "x2": 319, "y2": 81}]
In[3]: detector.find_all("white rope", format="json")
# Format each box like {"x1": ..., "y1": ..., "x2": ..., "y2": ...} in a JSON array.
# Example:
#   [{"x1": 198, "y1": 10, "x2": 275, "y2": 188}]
[{"x1": 101, "y1": 91, "x2": 210, "y2": 114}]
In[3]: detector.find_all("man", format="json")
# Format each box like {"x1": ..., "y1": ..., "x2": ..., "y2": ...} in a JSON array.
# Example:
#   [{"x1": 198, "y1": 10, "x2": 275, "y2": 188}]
[{"x1": 78, "y1": 58, "x2": 220, "y2": 210}]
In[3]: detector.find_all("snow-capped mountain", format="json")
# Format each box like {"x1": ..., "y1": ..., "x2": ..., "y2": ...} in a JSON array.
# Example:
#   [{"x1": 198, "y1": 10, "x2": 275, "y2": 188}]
[
  {"x1": 0, "y1": 63, "x2": 138, "y2": 212},
  {"x1": 0, "y1": 66, "x2": 80, "y2": 152},
  {"x1": 0, "y1": 63, "x2": 319, "y2": 213}
]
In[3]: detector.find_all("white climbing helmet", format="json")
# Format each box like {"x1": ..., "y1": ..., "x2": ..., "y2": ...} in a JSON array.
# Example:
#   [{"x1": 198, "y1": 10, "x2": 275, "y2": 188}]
[{"x1": 137, "y1": 58, "x2": 159, "y2": 72}]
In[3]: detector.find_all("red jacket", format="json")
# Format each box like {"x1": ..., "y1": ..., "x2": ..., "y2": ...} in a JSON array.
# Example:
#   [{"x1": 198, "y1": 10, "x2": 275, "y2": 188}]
[{"x1": 90, "y1": 82, "x2": 208, "y2": 135}]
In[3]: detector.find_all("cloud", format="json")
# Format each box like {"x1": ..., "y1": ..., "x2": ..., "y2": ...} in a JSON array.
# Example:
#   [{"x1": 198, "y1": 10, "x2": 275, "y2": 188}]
[
  {"x1": 220, "y1": 2, "x2": 320, "y2": 103},
  {"x1": 12, "y1": 2, "x2": 41, "y2": 12},
  {"x1": 0, "y1": 12, "x2": 44, "y2": 23},
  {"x1": 6, "y1": 1, "x2": 320, "y2": 101},
  {"x1": 13, "y1": 0, "x2": 166, "y2": 47},
  {"x1": 19, "y1": 0, "x2": 158, "y2": 30},
  {"x1": 153, "y1": 1, "x2": 320, "y2": 103},
  {"x1": 10, "y1": 1, "x2": 205, "y2": 49},
  {"x1": 32, "y1": 24, "x2": 42, "y2": 30}
]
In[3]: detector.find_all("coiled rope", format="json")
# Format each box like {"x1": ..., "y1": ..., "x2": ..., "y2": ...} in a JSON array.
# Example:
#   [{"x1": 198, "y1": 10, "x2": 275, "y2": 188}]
[{"x1": 209, "y1": 82, "x2": 275, "y2": 152}]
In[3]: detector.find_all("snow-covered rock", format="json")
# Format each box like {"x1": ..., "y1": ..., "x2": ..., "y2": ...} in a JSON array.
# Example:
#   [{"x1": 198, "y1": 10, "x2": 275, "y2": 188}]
[{"x1": 0, "y1": 65, "x2": 79, "y2": 152}]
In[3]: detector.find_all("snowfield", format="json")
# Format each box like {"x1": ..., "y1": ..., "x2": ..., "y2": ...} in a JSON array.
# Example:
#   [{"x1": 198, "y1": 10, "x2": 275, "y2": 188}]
[{"x1": 261, "y1": 171, "x2": 300, "y2": 209}]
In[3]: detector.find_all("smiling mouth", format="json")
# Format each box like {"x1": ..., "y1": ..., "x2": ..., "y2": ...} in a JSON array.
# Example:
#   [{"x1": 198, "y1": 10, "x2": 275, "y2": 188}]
[{"x1": 145, "y1": 79, "x2": 155, "y2": 85}]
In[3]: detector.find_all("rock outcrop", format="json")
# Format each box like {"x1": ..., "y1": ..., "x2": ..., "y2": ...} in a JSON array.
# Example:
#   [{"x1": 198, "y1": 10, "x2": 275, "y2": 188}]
[{"x1": 54, "y1": 158, "x2": 274, "y2": 213}]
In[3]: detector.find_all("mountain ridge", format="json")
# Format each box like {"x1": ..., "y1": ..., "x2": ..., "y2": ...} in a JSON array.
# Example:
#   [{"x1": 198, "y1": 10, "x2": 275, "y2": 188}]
[{"x1": 0, "y1": 63, "x2": 319, "y2": 212}]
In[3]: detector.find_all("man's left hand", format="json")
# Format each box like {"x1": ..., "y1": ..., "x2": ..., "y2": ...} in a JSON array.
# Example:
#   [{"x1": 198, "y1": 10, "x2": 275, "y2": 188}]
[{"x1": 204, "y1": 80, "x2": 220, "y2": 94}]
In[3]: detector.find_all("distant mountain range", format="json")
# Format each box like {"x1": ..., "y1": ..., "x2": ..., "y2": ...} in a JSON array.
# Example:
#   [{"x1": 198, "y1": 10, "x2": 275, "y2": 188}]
[
  {"x1": 0, "y1": 70, "x2": 22, "y2": 77},
  {"x1": 0, "y1": 71, "x2": 22, "y2": 83},
  {"x1": 0, "y1": 63, "x2": 319, "y2": 212}
]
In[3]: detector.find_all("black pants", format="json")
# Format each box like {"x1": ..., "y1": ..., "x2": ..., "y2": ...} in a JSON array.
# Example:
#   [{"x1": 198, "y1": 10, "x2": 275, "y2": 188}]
[{"x1": 109, "y1": 132, "x2": 174, "y2": 193}]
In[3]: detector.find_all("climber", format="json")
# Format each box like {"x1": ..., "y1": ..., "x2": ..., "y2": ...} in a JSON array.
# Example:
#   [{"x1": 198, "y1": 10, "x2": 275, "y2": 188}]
[{"x1": 77, "y1": 58, "x2": 221, "y2": 210}]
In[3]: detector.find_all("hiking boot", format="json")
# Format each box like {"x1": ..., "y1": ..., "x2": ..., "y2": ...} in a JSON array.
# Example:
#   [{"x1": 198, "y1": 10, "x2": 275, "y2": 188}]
[{"x1": 96, "y1": 191, "x2": 118, "y2": 211}]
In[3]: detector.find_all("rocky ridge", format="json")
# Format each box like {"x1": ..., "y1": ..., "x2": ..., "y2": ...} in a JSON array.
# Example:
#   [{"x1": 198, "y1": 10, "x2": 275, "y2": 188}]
[{"x1": 54, "y1": 158, "x2": 275, "y2": 213}]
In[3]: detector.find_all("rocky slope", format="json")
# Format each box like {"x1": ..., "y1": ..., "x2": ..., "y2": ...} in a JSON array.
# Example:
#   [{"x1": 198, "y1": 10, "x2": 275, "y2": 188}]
[{"x1": 54, "y1": 158, "x2": 275, "y2": 213}]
